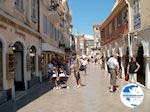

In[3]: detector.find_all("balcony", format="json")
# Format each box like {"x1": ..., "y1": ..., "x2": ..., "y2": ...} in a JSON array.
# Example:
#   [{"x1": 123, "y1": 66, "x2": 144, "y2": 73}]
[
  {"x1": 101, "y1": 22, "x2": 128, "y2": 45},
  {"x1": 48, "y1": 0, "x2": 64, "y2": 23}
]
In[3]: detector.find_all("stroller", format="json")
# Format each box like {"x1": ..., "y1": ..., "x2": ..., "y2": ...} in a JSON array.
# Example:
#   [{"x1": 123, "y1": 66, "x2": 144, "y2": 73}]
[{"x1": 58, "y1": 65, "x2": 69, "y2": 89}]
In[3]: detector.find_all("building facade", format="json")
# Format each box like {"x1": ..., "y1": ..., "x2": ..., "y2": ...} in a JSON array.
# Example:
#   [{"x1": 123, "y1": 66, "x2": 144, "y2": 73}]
[
  {"x1": 100, "y1": 0, "x2": 150, "y2": 89},
  {"x1": 0, "y1": 0, "x2": 72, "y2": 105},
  {"x1": 75, "y1": 34, "x2": 94, "y2": 57},
  {"x1": 93, "y1": 24, "x2": 101, "y2": 58}
]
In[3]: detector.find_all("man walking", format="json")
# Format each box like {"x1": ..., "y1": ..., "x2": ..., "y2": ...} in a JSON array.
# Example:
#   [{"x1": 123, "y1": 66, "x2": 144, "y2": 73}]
[
  {"x1": 72, "y1": 52, "x2": 81, "y2": 88},
  {"x1": 107, "y1": 53, "x2": 120, "y2": 92}
]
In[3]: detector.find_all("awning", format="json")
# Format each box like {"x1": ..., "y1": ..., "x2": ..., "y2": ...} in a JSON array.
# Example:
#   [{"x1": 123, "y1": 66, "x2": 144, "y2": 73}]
[{"x1": 42, "y1": 43, "x2": 65, "y2": 54}]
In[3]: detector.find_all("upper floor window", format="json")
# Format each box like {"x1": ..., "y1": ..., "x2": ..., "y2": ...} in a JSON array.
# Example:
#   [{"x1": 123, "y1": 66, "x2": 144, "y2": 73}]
[
  {"x1": 15, "y1": 0, "x2": 24, "y2": 12},
  {"x1": 117, "y1": 13, "x2": 122, "y2": 27},
  {"x1": 44, "y1": 16, "x2": 49, "y2": 35},
  {"x1": 31, "y1": 0, "x2": 38, "y2": 22},
  {"x1": 122, "y1": 8, "x2": 128, "y2": 23},
  {"x1": 0, "y1": 42, "x2": 3, "y2": 90},
  {"x1": 133, "y1": 0, "x2": 141, "y2": 29},
  {"x1": 114, "y1": 17, "x2": 117, "y2": 30},
  {"x1": 109, "y1": 23, "x2": 112, "y2": 34}
]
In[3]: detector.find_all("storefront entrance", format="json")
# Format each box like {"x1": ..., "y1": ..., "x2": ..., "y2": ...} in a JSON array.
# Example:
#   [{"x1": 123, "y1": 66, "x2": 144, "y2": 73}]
[
  {"x1": 30, "y1": 46, "x2": 36, "y2": 79},
  {"x1": 136, "y1": 44, "x2": 145, "y2": 85},
  {"x1": 28, "y1": 46, "x2": 39, "y2": 88},
  {"x1": 14, "y1": 42, "x2": 25, "y2": 91},
  {"x1": 0, "y1": 41, "x2": 3, "y2": 90}
]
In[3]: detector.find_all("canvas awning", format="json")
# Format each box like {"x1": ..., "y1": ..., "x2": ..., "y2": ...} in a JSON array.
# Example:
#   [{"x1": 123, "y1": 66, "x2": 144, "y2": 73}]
[{"x1": 42, "y1": 43, "x2": 65, "y2": 54}]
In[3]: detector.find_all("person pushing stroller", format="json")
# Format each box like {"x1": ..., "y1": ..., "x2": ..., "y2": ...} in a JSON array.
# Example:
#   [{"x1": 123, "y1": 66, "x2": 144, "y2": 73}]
[{"x1": 58, "y1": 65, "x2": 69, "y2": 89}]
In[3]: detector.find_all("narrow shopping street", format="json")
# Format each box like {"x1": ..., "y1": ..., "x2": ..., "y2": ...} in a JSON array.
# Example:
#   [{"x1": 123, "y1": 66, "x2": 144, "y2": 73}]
[{"x1": 17, "y1": 64, "x2": 150, "y2": 112}]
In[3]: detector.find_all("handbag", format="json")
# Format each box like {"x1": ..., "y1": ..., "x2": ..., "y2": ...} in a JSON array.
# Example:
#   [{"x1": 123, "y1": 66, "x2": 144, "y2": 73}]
[
  {"x1": 79, "y1": 65, "x2": 85, "y2": 71},
  {"x1": 125, "y1": 74, "x2": 129, "y2": 81}
]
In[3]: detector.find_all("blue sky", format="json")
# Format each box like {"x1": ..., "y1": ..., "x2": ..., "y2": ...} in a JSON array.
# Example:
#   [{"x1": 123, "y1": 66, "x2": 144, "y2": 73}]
[{"x1": 68, "y1": 0, "x2": 115, "y2": 35}]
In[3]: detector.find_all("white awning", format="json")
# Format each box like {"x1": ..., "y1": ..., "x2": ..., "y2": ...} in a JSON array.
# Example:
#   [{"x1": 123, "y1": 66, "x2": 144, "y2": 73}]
[{"x1": 42, "y1": 43, "x2": 65, "y2": 54}]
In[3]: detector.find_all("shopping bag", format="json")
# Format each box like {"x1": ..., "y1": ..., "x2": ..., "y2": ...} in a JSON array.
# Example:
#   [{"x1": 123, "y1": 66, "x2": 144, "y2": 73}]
[{"x1": 125, "y1": 74, "x2": 129, "y2": 81}]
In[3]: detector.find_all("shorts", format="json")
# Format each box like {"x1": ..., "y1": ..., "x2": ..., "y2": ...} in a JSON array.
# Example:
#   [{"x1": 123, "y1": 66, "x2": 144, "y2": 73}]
[
  {"x1": 109, "y1": 69, "x2": 117, "y2": 86},
  {"x1": 74, "y1": 71, "x2": 80, "y2": 78},
  {"x1": 83, "y1": 65, "x2": 87, "y2": 70}
]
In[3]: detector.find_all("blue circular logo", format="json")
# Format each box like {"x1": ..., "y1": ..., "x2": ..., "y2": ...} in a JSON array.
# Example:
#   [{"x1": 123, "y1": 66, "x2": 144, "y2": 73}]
[{"x1": 120, "y1": 83, "x2": 144, "y2": 108}]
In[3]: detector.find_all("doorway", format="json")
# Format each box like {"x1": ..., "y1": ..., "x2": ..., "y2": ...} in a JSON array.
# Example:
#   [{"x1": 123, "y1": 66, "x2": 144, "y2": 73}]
[
  {"x1": 28, "y1": 46, "x2": 38, "y2": 88},
  {"x1": 30, "y1": 46, "x2": 36, "y2": 79},
  {"x1": 0, "y1": 41, "x2": 3, "y2": 90},
  {"x1": 136, "y1": 44, "x2": 145, "y2": 85},
  {"x1": 14, "y1": 42, "x2": 25, "y2": 91}
]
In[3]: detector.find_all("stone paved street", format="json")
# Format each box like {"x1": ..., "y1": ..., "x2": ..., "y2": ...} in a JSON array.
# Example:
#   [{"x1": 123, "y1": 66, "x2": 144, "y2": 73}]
[{"x1": 17, "y1": 64, "x2": 150, "y2": 112}]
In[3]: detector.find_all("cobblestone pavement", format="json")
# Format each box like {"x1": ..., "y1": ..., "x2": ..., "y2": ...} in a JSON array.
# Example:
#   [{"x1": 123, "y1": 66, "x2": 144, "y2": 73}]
[{"x1": 17, "y1": 64, "x2": 150, "y2": 112}]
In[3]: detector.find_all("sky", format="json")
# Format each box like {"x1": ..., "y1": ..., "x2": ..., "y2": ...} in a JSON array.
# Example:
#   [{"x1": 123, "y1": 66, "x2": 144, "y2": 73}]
[{"x1": 68, "y1": 0, "x2": 115, "y2": 35}]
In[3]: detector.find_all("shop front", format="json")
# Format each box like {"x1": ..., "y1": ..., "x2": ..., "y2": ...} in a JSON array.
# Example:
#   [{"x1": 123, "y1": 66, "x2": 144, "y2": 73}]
[
  {"x1": 28, "y1": 46, "x2": 40, "y2": 88},
  {"x1": 13, "y1": 42, "x2": 25, "y2": 91}
]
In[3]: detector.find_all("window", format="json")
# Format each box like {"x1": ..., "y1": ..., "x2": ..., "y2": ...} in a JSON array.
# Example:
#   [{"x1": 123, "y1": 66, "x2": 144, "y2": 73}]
[
  {"x1": 133, "y1": 0, "x2": 141, "y2": 29},
  {"x1": 44, "y1": 16, "x2": 49, "y2": 35},
  {"x1": 0, "y1": 42, "x2": 3, "y2": 90},
  {"x1": 122, "y1": 8, "x2": 128, "y2": 23},
  {"x1": 15, "y1": 0, "x2": 24, "y2": 12},
  {"x1": 114, "y1": 17, "x2": 117, "y2": 30},
  {"x1": 31, "y1": 0, "x2": 38, "y2": 22},
  {"x1": 117, "y1": 13, "x2": 122, "y2": 27},
  {"x1": 109, "y1": 23, "x2": 112, "y2": 34}
]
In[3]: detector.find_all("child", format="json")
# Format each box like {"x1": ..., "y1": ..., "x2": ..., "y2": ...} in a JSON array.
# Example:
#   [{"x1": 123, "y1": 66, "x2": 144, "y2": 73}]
[
  {"x1": 58, "y1": 65, "x2": 69, "y2": 89},
  {"x1": 50, "y1": 66, "x2": 60, "y2": 90}
]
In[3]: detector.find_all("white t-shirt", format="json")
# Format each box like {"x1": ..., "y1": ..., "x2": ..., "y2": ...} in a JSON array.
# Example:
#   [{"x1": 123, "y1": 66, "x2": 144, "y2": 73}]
[
  {"x1": 107, "y1": 57, "x2": 119, "y2": 69},
  {"x1": 81, "y1": 60, "x2": 88, "y2": 66},
  {"x1": 59, "y1": 70, "x2": 66, "y2": 77},
  {"x1": 51, "y1": 71, "x2": 57, "y2": 77}
]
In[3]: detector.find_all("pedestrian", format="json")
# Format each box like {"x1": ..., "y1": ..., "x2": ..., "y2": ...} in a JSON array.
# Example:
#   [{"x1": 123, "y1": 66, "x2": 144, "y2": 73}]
[
  {"x1": 72, "y1": 52, "x2": 82, "y2": 88},
  {"x1": 87, "y1": 58, "x2": 90, "y2": 64},
  {"x1": 48, "y1": 60, "x2": 53, "y2": 79},
  {"x1": 50, "y1": 66, "x2": 60, "y2": 90},
  {"x1": 107, "y1": 53, "x2": 120, "y2": 92},
  {"x1": 127, "y1": 57, "x2": 140, "y2": 83},
  {"x1": 65, "y1": 59, "x2": 71, "y2": 76},
  {"x1": 81, "y1": 57, "x2": 88, "y2": 75},
  {"x1": 58, "y1": 65, "x2": 69, "y2": 89}
]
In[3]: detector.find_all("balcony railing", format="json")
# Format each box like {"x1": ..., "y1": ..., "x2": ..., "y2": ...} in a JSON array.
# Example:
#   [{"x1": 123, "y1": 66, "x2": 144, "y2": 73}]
[{"x1": 101, "y1": 22, "x2": 128, "y2": 45}]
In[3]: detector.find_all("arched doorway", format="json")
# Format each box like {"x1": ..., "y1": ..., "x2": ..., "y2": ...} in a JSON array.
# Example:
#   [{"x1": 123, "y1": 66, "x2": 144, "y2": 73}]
[
  {"x1": 14, "y1": 42, "x2": 25, "y2": 91},
  {"x1": 30, "y1": 46, "x2": 36, "y2": 79},
  {"x1": 136, "y1": 44, "x2": 145, "y2": 85},
  {"x1": 0, "y1": 41, "x2": 3, "y2": 90}
]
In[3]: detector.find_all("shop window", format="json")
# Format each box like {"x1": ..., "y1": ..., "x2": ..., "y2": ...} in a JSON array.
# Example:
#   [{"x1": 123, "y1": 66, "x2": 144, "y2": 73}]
[{"x1": 15, "y1": 0, "x2": 24, "y2": 12}]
